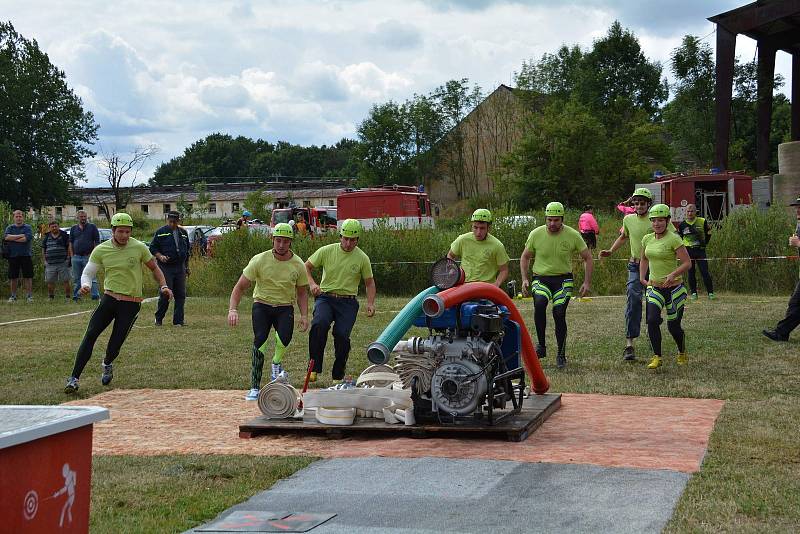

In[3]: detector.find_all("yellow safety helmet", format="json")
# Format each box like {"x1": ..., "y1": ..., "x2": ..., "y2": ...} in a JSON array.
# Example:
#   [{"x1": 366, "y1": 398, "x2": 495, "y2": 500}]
[
  {"x1": 544, "y1": 202, "x2": 565, "y2": 217},
  {"x1": 340, "y1": 219, "x2": 362, "y2": 238},
  {"x1": 272, "y1": 223, "x2": 294, "y2": 239},
  {"x1": 648, "y1": 204, "x2": 671, "y2": 219},
  {"x1": 110, "y1": 213, "x2": 134, "y2": 227},
  {"x1": 470, "y1": 208, "x2": 493, "y2": 223}
]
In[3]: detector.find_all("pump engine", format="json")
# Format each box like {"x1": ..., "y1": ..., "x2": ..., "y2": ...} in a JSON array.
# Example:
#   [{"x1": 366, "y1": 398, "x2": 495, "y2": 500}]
[{"x1": 393, "y1": 260, "x2": 526, "y2": 425}]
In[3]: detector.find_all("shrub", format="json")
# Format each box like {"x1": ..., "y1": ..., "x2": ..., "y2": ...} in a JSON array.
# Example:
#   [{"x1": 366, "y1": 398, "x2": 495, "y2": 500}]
[
  {"x1": 135, "y1": 207, "x2": 800, "y2": 299},
  {"x1": 705, "y1": 206, "x2": 797, "y2": 293}
]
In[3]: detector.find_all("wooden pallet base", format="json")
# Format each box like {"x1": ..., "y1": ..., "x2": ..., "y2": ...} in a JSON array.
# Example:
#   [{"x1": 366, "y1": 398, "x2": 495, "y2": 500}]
[{"x1": 239, "y1": 393, "x2": 561, "y2": 442}]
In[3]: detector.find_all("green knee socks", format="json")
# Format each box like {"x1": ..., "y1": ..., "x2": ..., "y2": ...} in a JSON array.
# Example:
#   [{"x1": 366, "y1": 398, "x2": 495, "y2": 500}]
[{"x1": 272, "y1": 331, "x2": 287, "y2": 365}]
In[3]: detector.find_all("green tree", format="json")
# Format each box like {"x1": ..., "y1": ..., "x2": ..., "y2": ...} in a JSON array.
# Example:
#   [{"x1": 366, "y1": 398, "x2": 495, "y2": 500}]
[
  {"x1": 356, "y1": 101, "x2": 413, "y2": 185},
  {"x1": 243, "y1": 188, "x2": 273, "y2": 222},
  {"x1": 405, "y1": 94, "x2": 445, "y2": 185},
  {"x1": 499, "y1": 99, "x2": 606, "y2": 209},
  {"x1": 176, "y1": 193, "x2": 193, "y2": 220},
  {"x1": 193, "y1": 181, "x2": 211, "y2": 219},
  {"x1": 499, "y1": 98, "x2": 671, "y2": 209},
  {"x1": 0, "y1": 21, "x2": 98, "y2": 209},
  {"x1": 432, "y1": 79, "x2": 484, "y2": 198},
  {"x1": 728, "y1": 59, "x2": 788, "y2": 173},
  {"x1": 576, "y1": 21, "x2": 668, "y2": 127},
  {"x1": 152, "y1": 134, "x2": 359, "y2": 184},
  {"x1": 514, "y1": 44, "x2": 583, "y2": 101},
  {"x1": 662, "y1": 35, "x2": 716, "y2": 167}
]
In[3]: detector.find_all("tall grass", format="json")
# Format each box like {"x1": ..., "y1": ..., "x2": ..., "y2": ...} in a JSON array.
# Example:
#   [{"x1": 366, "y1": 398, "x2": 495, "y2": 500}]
[
  {"x1": 6, "y1": 207, "x2": 796, "y2": 299},
  {"x1": 188, "y1": 210, "x2": 628, "y2": 297},
  {"x1": 706, "y1": 205, "x2": 797, "y2": 293}
]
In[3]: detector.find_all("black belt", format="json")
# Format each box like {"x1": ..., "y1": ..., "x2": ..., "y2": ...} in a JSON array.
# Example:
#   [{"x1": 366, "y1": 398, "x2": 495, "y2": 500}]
[{"x1": 322, "y1": 292, "x2": 356, "y2": 299}]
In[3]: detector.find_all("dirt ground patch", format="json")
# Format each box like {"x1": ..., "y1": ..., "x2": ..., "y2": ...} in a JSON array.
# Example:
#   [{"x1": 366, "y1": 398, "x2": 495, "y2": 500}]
[{"x1": 66, "y1": 389, "x2": 723, "y2": 473}]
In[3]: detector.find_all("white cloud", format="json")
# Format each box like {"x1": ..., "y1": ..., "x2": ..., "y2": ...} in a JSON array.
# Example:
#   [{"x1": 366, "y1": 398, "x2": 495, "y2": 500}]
[
  {"x1": 339, "y1": 62, "x2": 413, "y2": 100},
  {"x1": 0, "y1": 0, "x2": 791, "y2": 186}
]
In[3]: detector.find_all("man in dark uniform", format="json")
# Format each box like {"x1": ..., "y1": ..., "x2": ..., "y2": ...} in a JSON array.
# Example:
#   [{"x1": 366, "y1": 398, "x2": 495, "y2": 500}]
[
  {"x1": 763, "y1": 196, "x2": 800, "y2": 341},
  {"x1": 679, "y1": 204, "x2": 714, "y2": 300},
  {"x1": 150, "y1": 211, "x2": 190, "y2": 326}
]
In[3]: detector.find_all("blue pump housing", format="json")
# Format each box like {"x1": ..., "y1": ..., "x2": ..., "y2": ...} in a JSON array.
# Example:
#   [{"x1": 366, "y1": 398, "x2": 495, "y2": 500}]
[{"x1": 412, "y1": 299, "x2": 521, "y2": 370}]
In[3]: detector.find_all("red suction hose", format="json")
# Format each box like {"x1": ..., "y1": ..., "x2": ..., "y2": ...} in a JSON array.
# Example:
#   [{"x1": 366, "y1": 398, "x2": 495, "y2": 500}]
[{"x1": 422, "y1": 282, "x2": 549, "y2": 395}]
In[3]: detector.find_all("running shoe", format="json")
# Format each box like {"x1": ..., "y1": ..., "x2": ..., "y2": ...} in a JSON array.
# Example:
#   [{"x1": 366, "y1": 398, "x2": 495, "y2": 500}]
[
  {"x1": 690, "y1": 293, "x2": 698, "y2": 300},
  {"x1": 7, "y1": 296, "x2": 16, "y2": 303},
  {"x1": 708, "y1": 293, "x2": 716, "y2": 300},
  {"x1": 622, "y1": 346, "x2": 635, "y2": 361},
  {"x1": 677, "y1": 352, "x2": 688, "y2": 365},
  {"x1": 762, "y1": 329, "x2": 788, "y2": 342},
  {"x1": 64, "y1": 377, "x2": 79, "y2": 393},
  {"x1": 556, "y1": 348, "x2": 566, "y2": 369},
  {"x1": 647, "y1": 355, "x2": 662, "y2": 369},
  {"x1": 245, "y1": 388, "x2": 260, "y2": 401},
  {"x1": 309, "y1": 371, "x2": 317, "y2": 383},
  {"x1": 26, "y1": 296, "x2": 33, "y2": 303},
  {"x1": 535, "y1": 344, "x2": 546, "y2": 359},
  {"x1": 101, "y1": 362, "x2": 113, "y2": 385}
]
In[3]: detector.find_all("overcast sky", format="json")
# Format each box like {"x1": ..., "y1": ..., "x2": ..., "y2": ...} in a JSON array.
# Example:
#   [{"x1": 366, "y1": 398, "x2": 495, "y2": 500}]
[{"x1": 2, "y1": 1, "x2": 794, "y2": 186}]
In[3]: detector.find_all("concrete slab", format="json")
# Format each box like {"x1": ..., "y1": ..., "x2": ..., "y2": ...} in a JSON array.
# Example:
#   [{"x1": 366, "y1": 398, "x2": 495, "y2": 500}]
[{"x1": 190, "y1": 457, "x2": 690, "y2": 534}]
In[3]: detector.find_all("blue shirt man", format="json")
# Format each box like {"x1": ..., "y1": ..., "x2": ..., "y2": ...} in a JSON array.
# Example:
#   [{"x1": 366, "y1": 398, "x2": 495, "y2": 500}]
[
  {"x1": 69, "y1": 210, "x2": 101, "y2": 300},
  {"x1": 3, "y1": 210, "x2": 34, "y2": 302}
]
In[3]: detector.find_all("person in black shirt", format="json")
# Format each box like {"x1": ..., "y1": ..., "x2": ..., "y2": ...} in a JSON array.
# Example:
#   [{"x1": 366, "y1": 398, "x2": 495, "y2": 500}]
[
  {"x1": 763, "y1": 197, "x2": 800, "y2": 341},
  {"x1": 150, "y1": 211, "x2": 190, "y2": 326},
  {"x1": 42, "y1": 220, "x2": 72, "y2": 300}
]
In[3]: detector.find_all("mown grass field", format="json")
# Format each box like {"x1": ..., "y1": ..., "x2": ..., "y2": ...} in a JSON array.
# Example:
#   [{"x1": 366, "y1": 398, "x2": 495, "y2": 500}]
[{"x1": 1, "y1": 292, "x2": 799, "y2": 532}]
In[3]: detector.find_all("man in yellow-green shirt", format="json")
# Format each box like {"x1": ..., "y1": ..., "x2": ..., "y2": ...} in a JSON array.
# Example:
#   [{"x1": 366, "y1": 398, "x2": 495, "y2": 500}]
[
  {"x1": 228, "y1": 223, "x2": 309, "y2": 400},
  {"x1": 305, "y1": 219, "x2": 376, "y2": 383},
  {"x1": 65, "y1": 213, "x2": 173, "y2": 394},
  {"x1": 600, "y1": 187, "x2": 654, "y2": 361},
  {"x1": 521, "y1": 202, "x2": 593, "y2": 369},
  {"x1": 447, "y1": 208, "x2": 509, "y2": 286}
]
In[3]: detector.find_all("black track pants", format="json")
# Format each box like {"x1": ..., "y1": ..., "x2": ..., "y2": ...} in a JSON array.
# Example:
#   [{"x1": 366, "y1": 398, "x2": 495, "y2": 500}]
[
  {"x1": 687, "y1": 248, "x2": 714, "y2": 294},
  {"x1": 250, "y1": 303, "x2": 294, "y2": 389},
  {"x1": 531, "y1": 274, "x2": 573, "y2": 353},
  {"x1": 71, "y1": 295, "x2": 140, "y2": 378}
]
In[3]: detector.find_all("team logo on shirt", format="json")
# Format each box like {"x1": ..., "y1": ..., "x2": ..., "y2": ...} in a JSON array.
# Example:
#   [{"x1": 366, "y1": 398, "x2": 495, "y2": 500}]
[
  {"x1": 349, "y1": 264, "x2": 360, "y2": 273},
  {"x1": 290, "y1": 271, "x2": 298, "y2": 282},
  {"x1": 559, "y1": 241, "x2": 571, "y2": 251},
  {"x1": 127, "y1": 257, "x2": 136, "y2": 266}
]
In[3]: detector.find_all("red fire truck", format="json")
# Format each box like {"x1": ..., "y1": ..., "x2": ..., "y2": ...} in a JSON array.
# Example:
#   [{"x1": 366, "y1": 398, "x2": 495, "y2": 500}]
[
  {"x1": 270, "y1": 206, "x2": 338, "y2": 235},
  {"x1": 636, "y1": 170, "x2": 754, "y2": 223},
  {"x1": 336, "y1": 186, "x2": 434, "y2": 230}
]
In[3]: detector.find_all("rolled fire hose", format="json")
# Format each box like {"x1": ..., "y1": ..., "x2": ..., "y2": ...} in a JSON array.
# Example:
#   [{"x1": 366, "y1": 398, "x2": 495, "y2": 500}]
[
  {"x1": 356, "y1": 364, "x2": 399, "y2": 387},
  {"x1": 367, "y1": 285, "x2": 440, "y2": 364},
  {"x1": 303, "y1": 388, "x2": 413, "y2": 426},
  {"x1": 257, "y1": 380, "x2": 301, "y2": 419}
]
